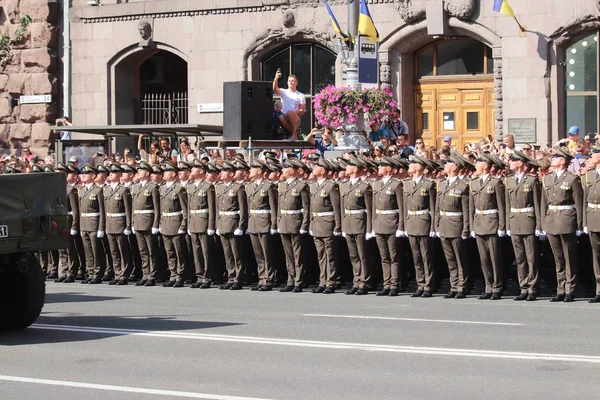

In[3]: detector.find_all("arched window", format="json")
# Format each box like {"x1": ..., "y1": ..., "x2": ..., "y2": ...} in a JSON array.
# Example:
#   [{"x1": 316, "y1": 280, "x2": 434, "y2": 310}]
[
  {"x1": 261, "y1": 43, "x2": 336, "y2": 132},
  {"x1": 565, "y1": 32, "x2": 598, "y2": 135}
]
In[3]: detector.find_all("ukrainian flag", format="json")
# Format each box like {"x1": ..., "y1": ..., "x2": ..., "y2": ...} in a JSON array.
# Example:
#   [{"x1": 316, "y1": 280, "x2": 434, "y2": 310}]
[
  {"x1": 358, "y1": 0, "x2": 379, "y2": 42},
  {"x1": 493, "y1": 0, "x2": 515, "y2": 17},
  {"x1": 325, "y1": 0, "x2": 350, "y2": 43}
]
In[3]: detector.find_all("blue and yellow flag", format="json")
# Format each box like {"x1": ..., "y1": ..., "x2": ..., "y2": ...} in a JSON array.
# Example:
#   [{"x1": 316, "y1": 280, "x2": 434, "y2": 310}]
[
  {"x1": 358, "y1": 0, "x2": 379, "y2": 42},
  {"x1": 493, "y1": 0, "x2": 515, "y2": 17},
  {"x1": 325, "y1": 0, "x2": 350, "y2": 43}
]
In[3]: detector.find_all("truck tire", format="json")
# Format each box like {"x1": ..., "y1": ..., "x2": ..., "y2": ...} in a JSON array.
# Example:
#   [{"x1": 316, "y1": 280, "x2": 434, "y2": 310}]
[{"x1": 0, "y1": 253, "x2": 46, "y2": 331}]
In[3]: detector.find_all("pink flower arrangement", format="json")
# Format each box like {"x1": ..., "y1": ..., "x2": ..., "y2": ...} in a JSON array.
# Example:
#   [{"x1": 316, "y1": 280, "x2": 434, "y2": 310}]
[{"x1": 312, "y1": 85, "x2": 399, "y2": 128}]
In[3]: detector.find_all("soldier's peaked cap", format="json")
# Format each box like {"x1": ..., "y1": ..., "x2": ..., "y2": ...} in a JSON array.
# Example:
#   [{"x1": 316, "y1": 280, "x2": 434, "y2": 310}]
[
  {"x1": 509, "y1": 150, "x2": 531, "y2": 163},
  {"x1": 220, "y1": 161, "x2": 237, "y2": 171},
  {"x1": 80, "y1": 164, "x2": 96, "y2": 174},
  {"x1": 552, "y1": 147, "x2": 573, "y2": 160},
  {"x1": 96, "y1": 165, "x2": 109, "y2": 174},
  {"x1": 408, "y1": 154, "x2": 429, "y2": 167},
  {"x1": 316, "y1": 157, "x2": 333, "y2": 171},
  {"x1": 162, "y1": 161, "x2": 179, "y2": 172},
  {"x1": 177, "y1": 161, "x2": 192, "y2": 170},
  {"x1": 151, "y1": 164, "x2": 163, "y2": 174},
  {"x1": 31, "y1": 165, "x2": 44, "y2": 173},
  {"x1": 109, "y1": 164, "x2": 123, "y2": 173},
  {"x1": 136, "y1": 161, "x2": 152, "y2": 172}
]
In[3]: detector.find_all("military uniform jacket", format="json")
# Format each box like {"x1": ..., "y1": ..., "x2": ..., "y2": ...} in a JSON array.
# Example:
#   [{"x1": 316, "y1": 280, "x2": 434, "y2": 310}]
[
  {"x1": 215, "y1": 182, "x2": 248, "y2": 233},
  {"x1": 78, "y1": 184, "x2": 105, "y2": 232},
  {"x1": 403, "y1": 177, "x2": 436, "y2": 236},
  {"x1": 67, "y1": 184, "x2": 80, "y2": 231},
  {"x1": 583, "y1": 170, "x2": 600, "y2": 232},
  {"x1": 504, "y1": 174, "x2": 541, "y2": 235},
  {"x1": 131, "y1": 181, "x2": 160, "y2": 231},
  {"x1": 309, "y1": 180, "x2": 342, "y2": 237},
  {"x1": 435, "y1": 178, "x2": 469, "y2": 238},
  {"x1": 187, "y1": 181, "x2": 216, "y2": 234},
  {"x1": 372, "y1": 178, "x2": 404, "y2": 235},
  {"x1": 340, "y1": 179, "x2": 372, "y2": 234},
  {"x1": 103, "y1": 184, "x2": 132, "y2": 235},
  {"x1": 277, "y1": 179, "x2": 310, "y2": 234},
  {"x1": 469, "y1": 175, "x2": 506, "y2": 235},
  {"x1": 246, "y1": 180, "x2": 277, "y2": 234},
  {"x1": 541, "y1": 171, "x2": 583, "y2": 235},
  {"x1": 159, "y1": 182, "x2": 188, "y2": 235}
]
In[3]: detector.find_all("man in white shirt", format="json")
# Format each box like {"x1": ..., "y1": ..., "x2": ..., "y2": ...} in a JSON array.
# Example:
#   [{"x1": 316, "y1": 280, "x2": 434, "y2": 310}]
[{"x1": 273, "y1": 72, "x2": 306, "y2": 140}]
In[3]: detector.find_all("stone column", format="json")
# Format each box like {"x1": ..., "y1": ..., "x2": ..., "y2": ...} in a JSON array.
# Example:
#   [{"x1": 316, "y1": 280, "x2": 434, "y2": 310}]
[
  {"x1": 493, "y1": 56, "x2": 503, "y2": 140},
  {"x1": 379, "y1": 51, "x2": 391, "y2": 90}
]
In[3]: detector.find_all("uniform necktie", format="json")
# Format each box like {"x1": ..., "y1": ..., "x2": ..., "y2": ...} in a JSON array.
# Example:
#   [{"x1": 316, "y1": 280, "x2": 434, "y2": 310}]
[{"x1": 516, "y1": 176, "x2": 520, "y2": 185}]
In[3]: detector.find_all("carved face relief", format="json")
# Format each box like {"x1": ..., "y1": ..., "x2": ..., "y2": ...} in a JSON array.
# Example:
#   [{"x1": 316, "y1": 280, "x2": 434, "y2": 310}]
[
  {"x1": 138, "y1": 21, "x2": 152, "y2": 40},
  {"x1": 395, "y1": 0, "x2": 426, "y2": 23},
  {"x1": 380, "y1": 64, "x2": 391, "y2": 82},
  {"x1": 444, "y1": 0, "x2": 477, "y2": 20}
]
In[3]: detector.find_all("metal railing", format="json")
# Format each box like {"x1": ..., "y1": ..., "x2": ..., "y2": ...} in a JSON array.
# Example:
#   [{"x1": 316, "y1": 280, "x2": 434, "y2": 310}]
[{"x1": 141, "y1": 92, "x2": 188, "y2": 125}]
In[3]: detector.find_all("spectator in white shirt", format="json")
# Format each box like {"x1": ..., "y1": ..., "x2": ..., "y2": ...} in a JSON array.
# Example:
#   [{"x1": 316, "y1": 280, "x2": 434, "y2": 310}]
[{"x1": 273, "y1": 72, "x2": 306, "y2": 140}]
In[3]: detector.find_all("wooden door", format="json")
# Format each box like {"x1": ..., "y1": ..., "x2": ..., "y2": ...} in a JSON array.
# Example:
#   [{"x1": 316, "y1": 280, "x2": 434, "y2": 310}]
[{"x1": 415, "y1": 78, "x2": 494, "y2": 151}]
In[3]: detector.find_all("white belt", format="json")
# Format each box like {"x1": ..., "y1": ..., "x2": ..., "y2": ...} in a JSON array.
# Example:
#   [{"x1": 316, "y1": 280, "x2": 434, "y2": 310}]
[
  {"x1": 190, "y1": 209, "x2": 209, "y2": 215},
  {"x1": 106, "y1": 212, "x2": 126, "y2": 217},
  {"x1": 81, "y1": 212, "x2": 100, "y2": 217},
  {"x1": 440, "y1": 211, "x2": 463, "y2": 217},
  {"x1": 312, "y1": 211, "x2": 334, "y2": 217},
  {"x1": 407, "y1": 209, "x2": 429, "y2": 216},
  {"x1": 68, "y1": 211, "x2": 73, "y2": 216},
  {"x1": 375, "y1": 209, "x2": 399, "y2": 215},
  {"x1": 219, "y1": 210, "x2": 241, "y2": 216},
  {"x1": 548, "y1": 205, "x2": 575, "y2": 211},
  {"x1": 475, "y1": 209, "x2": 498, "y2": 215},
  {"x1": 510, "y1": 207, "x2": 534, "y2": 214},
  {"x1": 588, "y1": 203, "x2": 600, "y2": 210},
  {"x1": 250, "y1": 209, "x2": 271, "y2": 214},
  {"x1": 163, "y1": 211, "x2": 183, "y2": 217},
  {"x1": 344, "y1": 209, "x2": 367, "y2": 215},
  {"x1": 281, "y1": 209, "x2": 303, "y2": 215},
  {"x1": 134, "y1": 210, "x2": 155, "y2": 215}
]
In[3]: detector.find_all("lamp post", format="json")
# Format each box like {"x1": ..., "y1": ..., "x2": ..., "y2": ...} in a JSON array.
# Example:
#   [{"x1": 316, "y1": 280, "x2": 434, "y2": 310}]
[{"x1": 345, "y1": 0, "x2": 360, "y2": 89}]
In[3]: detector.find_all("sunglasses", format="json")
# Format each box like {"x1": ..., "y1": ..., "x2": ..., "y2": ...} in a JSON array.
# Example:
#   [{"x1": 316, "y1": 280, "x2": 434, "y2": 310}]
[
  {"x1": 416, "y1": 141, "x2": 423, "y2": 145},
  {"x1": 522, "y1": 147, "x2": 532, "y2": 151}
]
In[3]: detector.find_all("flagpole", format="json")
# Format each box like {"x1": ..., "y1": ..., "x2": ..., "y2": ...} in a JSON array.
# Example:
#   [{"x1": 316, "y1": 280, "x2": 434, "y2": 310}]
[{"x1": 513, "y1": 16, "x2": 525, "y2": 32}]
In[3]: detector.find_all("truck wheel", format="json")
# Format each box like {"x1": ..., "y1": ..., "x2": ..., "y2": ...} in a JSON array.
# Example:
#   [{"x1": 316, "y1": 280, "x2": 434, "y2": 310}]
[{"x1": 0, "y1": 253, "x2": 46, "y2": 331}]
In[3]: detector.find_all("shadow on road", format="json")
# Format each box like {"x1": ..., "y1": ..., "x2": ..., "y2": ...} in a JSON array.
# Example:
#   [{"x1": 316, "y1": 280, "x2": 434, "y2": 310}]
[
  {"x1": 45, "y1": 292, "x2": 130, "y2": 304},
  {"x1": 0, "y1": 315, "x2": 244, "y2": 346}
]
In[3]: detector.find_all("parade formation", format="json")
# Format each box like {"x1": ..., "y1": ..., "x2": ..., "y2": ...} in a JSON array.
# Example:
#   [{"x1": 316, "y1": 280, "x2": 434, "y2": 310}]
[{"x1": 12, "y1": 144, "x2": 600, "y2": 305}]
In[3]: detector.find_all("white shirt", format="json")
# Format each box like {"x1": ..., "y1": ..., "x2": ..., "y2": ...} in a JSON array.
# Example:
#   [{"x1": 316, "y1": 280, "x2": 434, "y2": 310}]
[
  {"x1": 255, "y1": 179, "x2": 263, "y2": 187},
  {"x1": 515, "y1": 172, "x2": 526, "y2": 183},
  {"x1": 139, "y1": 180, "x2": 148, "y2": 187},
  {"x1": 447, "y1": 177, "x2": 458, "y2": 186},
  {"x1": 110, "y1": 183, "x2": 118, "y2": 191},
  {"x1": 280, "y1": 88, "x2": 306, "y2": 114},
  {"x1": 286, "y1": 178, "x2": 296, "y2": 186},
  {"x1": 165, "y1": 181, "x2": 175, "y2": 188},
  {"x1": 480, "y1": 174, "x2": 490, "y2": 183},
  {"x1": 350, "y1": 178, "x2": 360, "y2": 186},
  {"x1": 85, "y1": 183, "x2": 93, "y2": 190},
  {"x1": 317, "y1": 178, "x2": 327, "y2": 186},
  {"x1": 413, "y1": 175, "x2": 423, "y2": 186},
  {"x1": 382, "y1": 176, "x2": 392, "y2": 185},
  {"x1": 556, "y1": 169, "x2": 566, "y2": 179}
]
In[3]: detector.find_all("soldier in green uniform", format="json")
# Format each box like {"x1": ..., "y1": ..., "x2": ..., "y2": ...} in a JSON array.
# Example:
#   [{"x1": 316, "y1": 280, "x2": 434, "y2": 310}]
[
  {"x1": 403, "y1": 154, "x2": 436, "y2": 297},
  {"x1": 583, "y1": 143, "x2": 600, "y2": 303},
  {"x1": 340, "y1": 156, "x2": 373, "y2": 295},
  {"x1": 78, "y1": 164, "x2": 106, "y2": 284},
  {"x1": 469, "y1": 153, "x2": 506, "y2": 300},
  {"x1": 56, "y1": 164, "x2": 81, "y2": 283},
  {"x1": 159, "y1": 162, "x2": 189, "y2": 287},
  {"x1": 541, "y1": 147, "x2": 583, "y2": 302},
  {"x1": 309, "y1": 158, "x2": 342, "y2": 294},
  {"x1": 505, "y1": 151, "x2": 542, "y2": 301}
]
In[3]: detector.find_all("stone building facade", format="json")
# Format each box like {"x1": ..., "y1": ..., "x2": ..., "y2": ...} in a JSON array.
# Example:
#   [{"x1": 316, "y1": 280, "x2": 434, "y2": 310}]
[
  {"x1": 8, "y1": 0, "x2": 600, "y2": 153},
  {"x1": 0, "y1": 0, "x2": 59, "y2": 155}
]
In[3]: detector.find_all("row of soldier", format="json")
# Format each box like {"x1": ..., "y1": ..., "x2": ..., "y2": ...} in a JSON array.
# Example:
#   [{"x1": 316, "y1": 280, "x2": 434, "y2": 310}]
[{"x1": 40, "y1": 145, "x2": 600, "y2": 303}]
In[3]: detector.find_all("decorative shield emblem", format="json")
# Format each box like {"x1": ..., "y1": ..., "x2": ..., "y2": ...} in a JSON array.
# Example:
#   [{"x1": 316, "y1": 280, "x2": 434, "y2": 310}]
[
  {"x1": 144, "y1": 189, "x2": 151, "y2": 197},
  {"x1": 115, "y1": 193, "x2": 122, "y2": 201},
  {"x1": 89, "y1": 194, "x2": 97, "y2": 201},
  {"x1": 320, "y1": 190, "x2": 327, "y2": 198},
  {"x1": 198, "y1": 190, "x2": 206, "y2": 197},
  {"x1": 486, "y1": 186, "x2": 495, "y2": 195},
  {"x1": 259, "y1": 189, "x2": 268, "y2": 197},
  {"x1": 522, "y1": 183, "x2": 531, "y2": 193},
  {"x1": 419, "y1": 188, "x2": 427, "y2": 197},
  {"x1": 291, "y1": 188, "x2": 299, "y2": 197},
  {"x1": 354, "y1": 189, "x2": 362, "y2": 198},
  {"x1": 560, "y1": 182, "x2": 570, "y2": 191},
  {"x1": 228, "y1": 189, "x2": 236, "y2": 197},
  {"x1": 171, "y1": 193, "x2": 178, "y2": 200},
  {"x1": 385, "y1": 188, "x2": 394, "y2": 196}
]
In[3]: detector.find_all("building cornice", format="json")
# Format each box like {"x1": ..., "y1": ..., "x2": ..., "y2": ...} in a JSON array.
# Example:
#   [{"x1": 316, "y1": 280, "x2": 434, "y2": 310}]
[{"x1": 71, "y1": 0, "x2": 396, "y2": 23}]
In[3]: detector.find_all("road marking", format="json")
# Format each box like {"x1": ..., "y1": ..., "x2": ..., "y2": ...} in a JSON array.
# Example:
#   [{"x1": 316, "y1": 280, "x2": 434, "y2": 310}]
[
  {"x1": 31, "y1": 323, "x2": 600, "y2": 364},
  {"x1": 302, "y1": 313, "x2": 523, "y2": 326},
  {"x1": 0, "y1": 375, "x2": 274, "y2": 400}
]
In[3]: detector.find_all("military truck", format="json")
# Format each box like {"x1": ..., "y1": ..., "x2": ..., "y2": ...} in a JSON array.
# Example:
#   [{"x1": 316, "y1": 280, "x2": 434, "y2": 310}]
[{"x1": 0, "y1": 172, "x2": 68, "y2": 330}]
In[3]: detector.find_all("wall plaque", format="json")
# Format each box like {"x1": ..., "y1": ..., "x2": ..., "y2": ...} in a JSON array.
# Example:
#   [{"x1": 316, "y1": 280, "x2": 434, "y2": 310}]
[{"x1": 508, "y1": 118, "x2": 536, "y2": 143}]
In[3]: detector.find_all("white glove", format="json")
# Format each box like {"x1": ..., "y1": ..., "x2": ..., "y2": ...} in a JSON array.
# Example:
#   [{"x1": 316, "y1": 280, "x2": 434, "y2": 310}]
[
  {"x1": 395, "y1": 230, "x2": 402, "y2": 238},
  {"x1": 234, "y1": 229, "x2": 244, "y2": 236},
  {"x1": 342, "y1": 232, "x2": 347, "y2": 238},
  {"x1": 96, "y1": 230, "x2": 105, "y2": 239},
  {"x1": 429, "y1": 231, "x2": 436, "y2": 238},
  {"x1": 470, "y1": 231, "x2": 476, "y2": 238},
  {"x1": 535, "y1": 230, "x2": 541, "y2": 237},
  {"x1": 270, "y1": 229, "x2": 278, "y2": 235},
  {"x1": 187, "y1": 230, "x2": 191, "y2": 235},
  {"x1": 461, "y1": 235, "x2": 468, "y2": 240},
  {"x1": 70, "y1": 229, "x2": 78, "y2": 236},
  {"x1": 132, "y1": 227, "x2": 135, "y2": 234},
  {"x1": 366, "y1": 232, "x2": 375, "y2": 240},
  {"x1": 497, "y1": 230, "x2": 506, "y2": 237},
  {"x1": 151, "y1": 227, "x2": 160, "y2": 235},
  {"x1": 300, "y1": 230, "x2": 308, "y2": 235},
  {"x1": 333, "y1": 231, "x2": 342, "y2": 237},
  {"x1": 435, "y1": 232, "x2": 441, "y2": 238},
  {"x1": 207, "y1": 229, "x2": 215, "y2": 236},
  {"x1": 576, "y1": 230, "x2": 583, "y2": 237},
  {"x1": 215, "y1": 229, "x2": 220, "y2": 236},
  {"x1": 123, "y1": 229, "x2": 131, "y2": 236},
  {"x1": 506, "y1": 230, "x2": 511, "y2": 237},
  {"x1": 584, "y1": 227, "x2": 589, "y2": 235},
  {"x1": 539, "y1": 231, "x2": 547, "y2": 241},
  {"x1": 309, "y1": 230, "x2": 314, "y2": 236},
  {"x1": 177, "y1": 229, "x2": 186, "y2": 235},
  {"x1": 245, "y1": 229, "x2": 249, "y2": 235}
]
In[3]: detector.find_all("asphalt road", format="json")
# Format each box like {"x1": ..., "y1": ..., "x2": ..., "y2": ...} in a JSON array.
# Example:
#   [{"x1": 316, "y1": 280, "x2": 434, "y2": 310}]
[{"x1": 2, "y1": 282, "x2": 600, "y2": 400}]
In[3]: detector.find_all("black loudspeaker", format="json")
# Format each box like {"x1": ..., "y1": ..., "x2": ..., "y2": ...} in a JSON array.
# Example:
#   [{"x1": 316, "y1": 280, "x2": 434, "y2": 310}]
[{"x1": 223, "y1": 81, "x2": 274, "y2": 140}]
